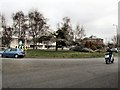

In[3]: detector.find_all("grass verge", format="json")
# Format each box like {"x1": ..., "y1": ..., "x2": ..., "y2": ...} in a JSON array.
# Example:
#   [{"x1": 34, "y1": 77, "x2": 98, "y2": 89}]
[{"x1": 25, "y1": 49, "x2": 105, "y2": 58}]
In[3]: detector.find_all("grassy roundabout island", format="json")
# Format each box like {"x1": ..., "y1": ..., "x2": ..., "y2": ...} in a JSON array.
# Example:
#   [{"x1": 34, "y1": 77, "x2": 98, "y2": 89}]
[{"x1": 25, "y1": 49, "x2": 105, "y2": 58}]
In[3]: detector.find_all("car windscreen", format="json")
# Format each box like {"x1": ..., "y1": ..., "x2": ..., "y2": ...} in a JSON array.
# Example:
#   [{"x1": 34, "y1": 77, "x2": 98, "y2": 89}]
[
  {"x1": 18, "y1": 48, "x2": 22, "y2": 51},
  {"x1": 4, "y1": 49, "x2": 11, "y2": 52},
  {"x1": 10, "y1": 48, "x2": 17, "y2": 51}
]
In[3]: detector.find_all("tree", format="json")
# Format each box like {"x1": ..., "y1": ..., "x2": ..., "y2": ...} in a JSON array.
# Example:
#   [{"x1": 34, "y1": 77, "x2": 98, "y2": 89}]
[
  {"x1": 28, "y1": 10, "x2": 47, "y2": 49},
  {"x1": 0, "y1": 14, "x2": 6, "y2": 28},
  {"x1": 0, "y1": 14, "x2": 13, "y2": 47},
  {"x1": 75, "y1": 24, "x2": 86, "y2": 42},
  {"x1": 111, "y1": 35, "x2": 117, "y2": 47},
  {"x1": 56, "y1": 29, "x2": 66, "y2": 50},
  {"x1": 12, "y1": 11, "x2": 28, "y2": 47},
  {"x1": 55, "y1": 17, "x2": 74, "y2": 51},
  {"x1": 62, "y1": 17, "x2": 74, "y2": 44},
  {"x1": 37, "y1": 35, "x2": 52, "y2": 49},
  {"x1": 2, "y1": 27, "x2": 13, "y2": 47},
  {"x1": 111, "y1": 34, "x2": 120, "y2": 47}
]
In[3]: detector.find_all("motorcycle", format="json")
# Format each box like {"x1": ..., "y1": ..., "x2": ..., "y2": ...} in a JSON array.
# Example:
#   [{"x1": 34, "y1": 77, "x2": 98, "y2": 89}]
[{"x1": 104, "y1": 52, "x2": 114, "y2": 64}]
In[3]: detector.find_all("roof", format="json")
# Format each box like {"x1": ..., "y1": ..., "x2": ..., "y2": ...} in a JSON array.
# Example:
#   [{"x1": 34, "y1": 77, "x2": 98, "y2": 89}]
[
  {"x1": 12, "y1": 36, "x2": 18, "y2": 39},
  {"x1": 83, "y1": 36, "x2": 103, "y2": 40}
]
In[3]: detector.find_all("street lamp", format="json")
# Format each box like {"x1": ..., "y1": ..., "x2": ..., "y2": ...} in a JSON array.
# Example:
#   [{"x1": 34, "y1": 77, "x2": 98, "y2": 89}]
[
  {"x1": 113, "y1": 24, "x2": 118, "y2": 30},
  {"x1": 113, "y1": 24, "x2": 118, "y2": 47}
]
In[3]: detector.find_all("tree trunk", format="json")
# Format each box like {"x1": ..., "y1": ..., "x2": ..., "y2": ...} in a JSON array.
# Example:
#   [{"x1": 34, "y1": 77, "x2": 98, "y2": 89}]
[
  {"x1": 56, "y1": 41, "x2": 58, "y2": 51},
  {"x1": 62, "y1": 46, "x2": 63, "y2": 50},
  {"x1": 35, "y1": 42, "x2": 37, "y2": 50},
  {"x1": 35, "y1": 46, "x2": 37, "y2": 50},
  {"x1": 33, "y1": 42, "x2": 35, "y2": 50},
  {"x1": 47, "y1": 42, "x2": 49, "y2": 50},
  {"x1": 33, "y1": 36, "x2": 35, "y2": 50}
]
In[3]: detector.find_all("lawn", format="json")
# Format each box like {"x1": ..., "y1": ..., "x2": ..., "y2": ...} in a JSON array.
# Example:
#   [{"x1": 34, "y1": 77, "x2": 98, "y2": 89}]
[{"x1": 25, "y1": 49, "x2": 105, "y2": 58}]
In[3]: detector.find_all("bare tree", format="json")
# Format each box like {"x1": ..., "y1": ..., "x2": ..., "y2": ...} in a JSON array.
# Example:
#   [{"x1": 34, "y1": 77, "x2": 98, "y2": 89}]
[
  {"x1": 62, "y1": 17, "x2": 74, "y2": 42},
  {"x1": 0, "y1": 14, "x2": 6, "y2": 28},
  {"x1": 75, "y1": 24, "x2": 86, "y2": 42},
  {"x1": 0, "y1": 14, "x2": 13, "y2": 47},
  {"x1": 112, "y1": 35, "x2": 117, "y2": 46},
  {"x1": 28, "y1": 10, "x2": 47, "y2": 49},
  {"x1": 55, "y1": 17, "x2": 74, "y2": 51},
  {"x1": 12, "y1": 11, "x2": 28, "y2": 47},
  {"x1": 2, "y1": 27, "x2": 13, "y2": 47},
  {"x1": 112, "y1": 34, "x2": 120, "y2": 47},
  {"x1": 12, "y1": 11, "x2": 25, "y2": 36}
]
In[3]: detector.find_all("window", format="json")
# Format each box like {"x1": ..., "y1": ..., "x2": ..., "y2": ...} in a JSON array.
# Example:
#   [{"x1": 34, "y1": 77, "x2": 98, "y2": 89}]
[
  {"x1": 4, "y1": 49, "x2": 11, "y2": 52},
  {"x1": 10, "y1": 48, "x2": 17, "y2": 51}
]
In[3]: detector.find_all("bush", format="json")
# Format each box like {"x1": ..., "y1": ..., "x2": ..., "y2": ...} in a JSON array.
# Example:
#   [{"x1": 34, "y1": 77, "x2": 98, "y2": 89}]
[
  {"x1": 81, "y1": 48, "x2": 94, "y2": 52},
  {"x1": 91, "y1": 45, "x2": 97, "y2": 50},
  {"x1": 69, "y1": 46, "x2": 84, "y2": 52}
]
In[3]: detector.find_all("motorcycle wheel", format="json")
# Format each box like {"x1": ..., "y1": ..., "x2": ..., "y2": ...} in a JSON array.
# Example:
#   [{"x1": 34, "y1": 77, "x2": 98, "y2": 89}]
[
  {"x1": 106, "y1": 60, "x2": 108, "y2": 64},
  {"x1": 111, "y1": 58, "x2": 114, "y2": 63}
]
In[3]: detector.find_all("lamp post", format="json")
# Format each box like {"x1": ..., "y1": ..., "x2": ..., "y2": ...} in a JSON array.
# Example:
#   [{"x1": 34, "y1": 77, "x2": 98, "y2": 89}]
[
  {"x1": 113, "y1": 24, "x2": 118, "y2": 47},
  {"x1": 113, "y1": 24, "x2": 118, "y2": 31}
]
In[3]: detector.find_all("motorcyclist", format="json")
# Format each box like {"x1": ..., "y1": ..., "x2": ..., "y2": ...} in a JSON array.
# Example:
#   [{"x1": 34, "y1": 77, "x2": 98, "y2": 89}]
[{"x1": 106, "y1": 46, "x2": 113, "y2": 61}]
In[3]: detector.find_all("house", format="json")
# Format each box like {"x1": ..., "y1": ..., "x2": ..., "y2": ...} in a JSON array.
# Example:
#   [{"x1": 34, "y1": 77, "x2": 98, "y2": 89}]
[
  {"x1": 9, "y1": 35, "x2": 56, "y2": 50},
  {"x1": 82, "y1": 35, "x2": 104, "y2": 46}
]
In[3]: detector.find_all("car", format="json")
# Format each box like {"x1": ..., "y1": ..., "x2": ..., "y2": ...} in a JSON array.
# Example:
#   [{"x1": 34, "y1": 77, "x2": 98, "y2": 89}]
[
  {"x1": 118, "y1": 48, "x2": 120, "y2": 52},
  {"x1": 1, "y1": 48, "x2": 25, "y2": 58},
  {"x1": 111, "y1": 48, "x2": 118, "y2": 53},
  {"x1": 69, "y1": 46, "x2": 94, "y2": 52},
  {"x1": 0, "y1": 51, "x2": 4, "y2": 57},
  {"x1": 69, "y1": 46, "x2": 84, "y2": 52}
]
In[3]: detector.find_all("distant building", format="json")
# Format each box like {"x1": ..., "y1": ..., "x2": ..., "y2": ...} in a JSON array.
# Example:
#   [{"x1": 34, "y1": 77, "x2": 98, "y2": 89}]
[
  {"x1": 9, "y1": 35, "x2": 56, "y2": 49},
  {"x1": 10, "y1": 36, "x2": 19, "y2": 48},
  {"x1": 82, "y1": 35, "x2": 104, "y2": 46}
]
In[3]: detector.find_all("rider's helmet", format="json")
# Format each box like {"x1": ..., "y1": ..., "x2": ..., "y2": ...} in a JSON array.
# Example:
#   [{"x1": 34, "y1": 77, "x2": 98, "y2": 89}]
[{"x1": 106, "y1": 47, "x2": 110, "y2": 50}]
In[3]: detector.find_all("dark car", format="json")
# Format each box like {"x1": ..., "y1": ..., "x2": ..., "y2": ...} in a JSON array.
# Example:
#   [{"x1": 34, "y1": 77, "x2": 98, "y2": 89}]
[
  {"x1": 1, "y1": 48, "x2": 25, "y2": 58},
  {"x1": 69, "y1": 46, "x2": 84, "y2": 52},
  {"x1": 69, "y1": 46, "x2": 94, "y2": 52}
]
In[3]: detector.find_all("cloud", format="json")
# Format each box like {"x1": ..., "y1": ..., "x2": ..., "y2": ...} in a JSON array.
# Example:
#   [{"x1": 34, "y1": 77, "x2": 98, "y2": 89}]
[
  {"x1": 85, "y1": 13, "x2": 117, "y2": 41},
  {"x1": 0, "y1": 0, "x2": 119, "y2": 42}
]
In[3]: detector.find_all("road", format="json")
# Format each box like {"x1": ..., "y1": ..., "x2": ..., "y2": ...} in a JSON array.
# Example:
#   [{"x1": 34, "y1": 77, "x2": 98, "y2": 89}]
[{"x1": 2, "y1": 57, "x2": 118, "y2": 88}]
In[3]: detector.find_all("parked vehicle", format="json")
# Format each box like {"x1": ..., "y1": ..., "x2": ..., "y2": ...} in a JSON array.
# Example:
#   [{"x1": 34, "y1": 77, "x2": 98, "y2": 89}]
[
  {"x1": 69, "y1": 46, "x2": 94, "y2": 52},
  {"x1": 111, "y1": 48, "x2": 118, "y2": 53},
  {"x1": 104, "y1": 52, "x2": 114, "y2": 64},
  {"x1": 1, "y1": 48, "x2": 25, "y2": 58},
  {"x1": 118, "y1": 48, "x2": 120, "y2": 52},
  {"x1": 69, "y1": 46, "x2": 83, "y2": 52}
]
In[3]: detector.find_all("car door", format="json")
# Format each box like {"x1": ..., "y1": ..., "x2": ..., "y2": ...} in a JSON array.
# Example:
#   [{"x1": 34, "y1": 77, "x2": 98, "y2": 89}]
[
  {"x1": 3, "y1": 49, "x2": 11, "y2": 57},
  {"x1": 9, "y1": 48, "x2": 17, "y2": 57}
]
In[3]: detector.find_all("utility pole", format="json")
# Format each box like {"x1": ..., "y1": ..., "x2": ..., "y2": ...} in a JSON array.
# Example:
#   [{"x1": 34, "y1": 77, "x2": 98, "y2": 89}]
[
  {"x1": 113, "y1": 24, "x2": 118, "y2": 47},
  {"x1": 118, "y1": 1, "x2": 120, "y2": 47}
]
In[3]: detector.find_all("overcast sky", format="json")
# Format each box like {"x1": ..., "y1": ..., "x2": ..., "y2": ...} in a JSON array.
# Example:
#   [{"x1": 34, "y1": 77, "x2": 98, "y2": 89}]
[{"x1": 0, "y1": 0, "x2": 119, "y2": 43}]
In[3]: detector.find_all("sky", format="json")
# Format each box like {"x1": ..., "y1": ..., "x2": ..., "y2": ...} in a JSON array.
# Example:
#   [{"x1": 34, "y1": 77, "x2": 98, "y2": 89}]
[{"x1": 0, "y1": 0, "x2": 119, "y2": 43}]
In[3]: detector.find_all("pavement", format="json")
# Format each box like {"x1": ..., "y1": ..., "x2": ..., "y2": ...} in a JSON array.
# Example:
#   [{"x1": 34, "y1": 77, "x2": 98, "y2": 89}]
[{"x1": 1, "y1": 57, "x2": 118, "y2": 88}]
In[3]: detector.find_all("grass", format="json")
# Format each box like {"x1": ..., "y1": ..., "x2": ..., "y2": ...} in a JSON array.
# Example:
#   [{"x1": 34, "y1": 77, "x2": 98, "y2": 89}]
[{"x1": 25, "y1": 49, "x2": 105, "y2": 58}]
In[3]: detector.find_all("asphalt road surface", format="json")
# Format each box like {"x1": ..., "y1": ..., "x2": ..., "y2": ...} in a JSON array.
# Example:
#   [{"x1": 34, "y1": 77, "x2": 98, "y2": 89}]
[{"x1": 2, "y1": 57, "x2": 118, "y2": 88}]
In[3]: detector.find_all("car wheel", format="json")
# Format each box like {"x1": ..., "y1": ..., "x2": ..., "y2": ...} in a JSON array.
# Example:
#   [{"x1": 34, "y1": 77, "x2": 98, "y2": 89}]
[
  {"x1": 1, "y1": 54, "x2": 4, "y2": 58},
  {"x1": 14, "y1": 54, "x2": 18, "y2": 58}
]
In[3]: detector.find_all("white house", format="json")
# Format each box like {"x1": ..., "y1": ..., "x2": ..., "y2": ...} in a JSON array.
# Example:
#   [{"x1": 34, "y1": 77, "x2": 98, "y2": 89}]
[{"x1": 10, "y1": 35, "x2": 56, "y2": 49}]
